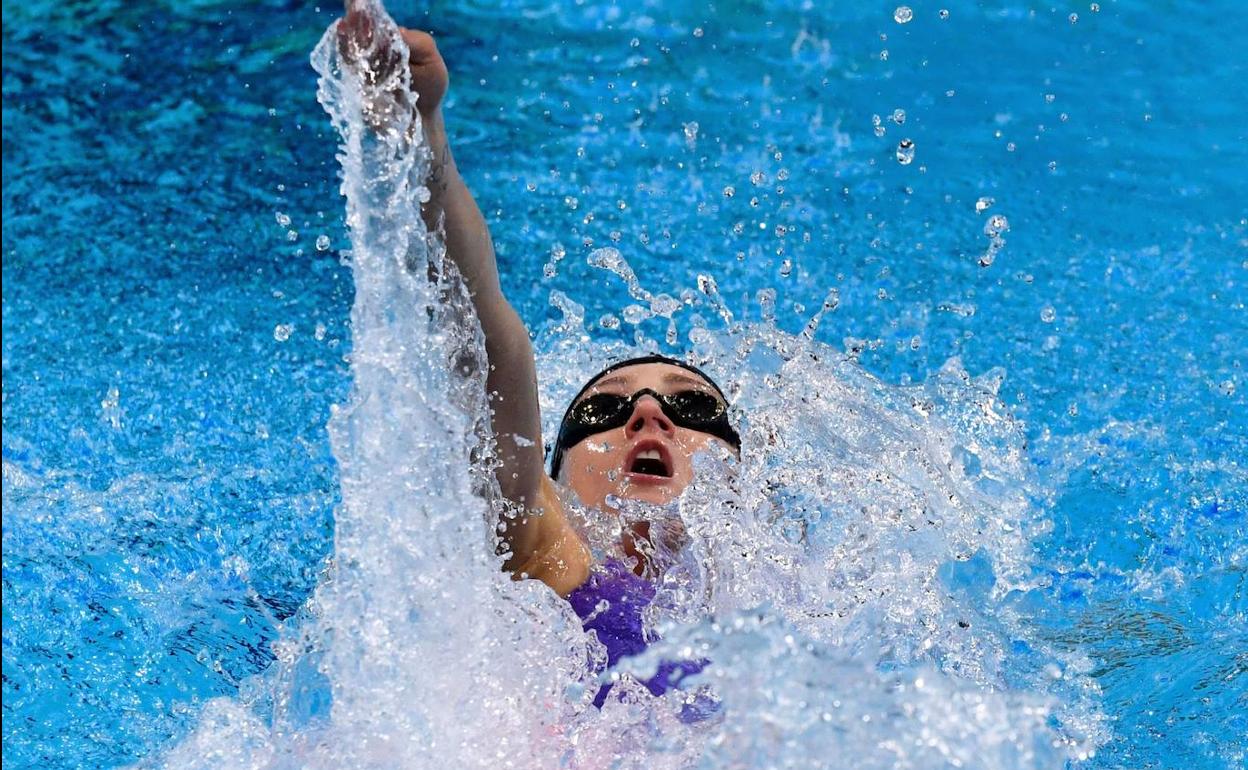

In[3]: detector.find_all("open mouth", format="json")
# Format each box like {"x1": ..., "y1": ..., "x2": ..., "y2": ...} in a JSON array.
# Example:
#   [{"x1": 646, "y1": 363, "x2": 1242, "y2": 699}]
[{"x1": 625, "y1": 441, "x2": 673, "y2": 479}]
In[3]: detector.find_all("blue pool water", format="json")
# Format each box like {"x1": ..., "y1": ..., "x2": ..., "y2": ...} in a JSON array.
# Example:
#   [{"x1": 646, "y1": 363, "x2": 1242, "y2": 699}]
[{"x1": 3, "y1": 1, "x2": 1245, "y2": 768}]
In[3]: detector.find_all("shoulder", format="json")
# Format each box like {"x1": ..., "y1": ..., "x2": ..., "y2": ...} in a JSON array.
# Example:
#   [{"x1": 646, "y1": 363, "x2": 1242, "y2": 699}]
[{"x1": 514, "y1": 475, "x2": 592, "y2": 597}]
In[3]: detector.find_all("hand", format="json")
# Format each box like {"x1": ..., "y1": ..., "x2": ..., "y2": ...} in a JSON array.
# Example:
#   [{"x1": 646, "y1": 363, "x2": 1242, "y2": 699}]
[
  {"x1": 337, "y1": 2, "x2": 447, "y2": 117},
  {"x1": 398, "y1": 28, "x2": 448, "y2": 117}
]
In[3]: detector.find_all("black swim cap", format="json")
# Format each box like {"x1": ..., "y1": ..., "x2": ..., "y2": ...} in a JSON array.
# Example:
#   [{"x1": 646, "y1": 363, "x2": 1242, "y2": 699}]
[{"x1": 548, "y1": 354, "x2": 737, "y2": 479}]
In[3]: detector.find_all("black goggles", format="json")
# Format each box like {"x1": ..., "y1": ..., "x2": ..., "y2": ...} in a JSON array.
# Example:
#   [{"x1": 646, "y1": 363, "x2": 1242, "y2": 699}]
[{"x1": 550, "y1": 387, "x2": 741, "y2": 477}]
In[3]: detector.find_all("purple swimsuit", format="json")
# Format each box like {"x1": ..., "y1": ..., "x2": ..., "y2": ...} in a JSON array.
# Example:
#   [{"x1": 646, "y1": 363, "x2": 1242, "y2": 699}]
[{"x1": 566, "y1": 558, "x2": 706, "y2": 709}]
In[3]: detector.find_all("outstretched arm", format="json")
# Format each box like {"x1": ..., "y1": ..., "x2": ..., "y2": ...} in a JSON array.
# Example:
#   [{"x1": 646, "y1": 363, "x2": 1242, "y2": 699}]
[{"x1": 338, "y1": 8, "x2": 588, "y2": 593}]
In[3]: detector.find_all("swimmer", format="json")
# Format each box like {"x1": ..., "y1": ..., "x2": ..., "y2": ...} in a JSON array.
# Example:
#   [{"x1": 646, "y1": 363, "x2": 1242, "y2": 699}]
[{"x1": 336, "y1": 5, "x2": 741, "y2": 602}]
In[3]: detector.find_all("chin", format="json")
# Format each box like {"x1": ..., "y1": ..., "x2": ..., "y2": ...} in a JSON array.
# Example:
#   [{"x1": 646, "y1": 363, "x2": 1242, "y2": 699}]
[{"x1": 616, "y1": 483, "x2": 680, "y2": 506}]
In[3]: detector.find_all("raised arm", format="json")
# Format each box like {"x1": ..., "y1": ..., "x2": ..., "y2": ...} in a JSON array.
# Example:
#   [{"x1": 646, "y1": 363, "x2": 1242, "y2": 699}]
[{"x1": 337, "y1": 8, "x2": 588, "y2": 593}]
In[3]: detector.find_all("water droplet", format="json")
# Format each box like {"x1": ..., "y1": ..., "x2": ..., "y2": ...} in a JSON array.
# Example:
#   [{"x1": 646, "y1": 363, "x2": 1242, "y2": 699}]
[
  {"x1": 315, "y1": 235, "x2": 331, "y2": 251},
  {"x1": 598, "y1": 313, "x2": 621, "y2": 330},
  {"x1": 274, "y1": 211, "x2": 291, "y2": 227},
  {"x1": 1048, "y1": 160, "x2": 1058, "y2": 172},
  {"x1": 1006, "y1": 141, "x2": 1016, "y2": 152},
  {"x1": 1069, "y1": 12, "x2": 1078, "y2": 23},
  {"x1": 1219, "y1": 380, "x2": 1236, "y2": 396},
  {"x1": 873, "y1": 113, "x2": 887, "y2": 137},
  {"x1": 779, "y1": 259, "x2": 793, "y2": 277},
  {"x1": 564, "y1": 195, "x2": 579, "y2": 210},
  {"x1": 975, "y1": 197, "x2": 995, "y2": 213},
  {"x1": 273, "y1": 323, "x2": 293, "y2": 342},
  {"x1": 314, "y1": 323, "x2": 327, "y2": 341},
  {"x1": 722, "y1": 185, "x2": 735, "y2": 199},
  {"x1": 896, "y1": 138, "x2": 916, "y2": 165},
  {"x1": 750, "y1": 170, "x2": 766, "y2": 186},
  {"x1": 891, "y1": 108, "x2": 906, "y2": 125},
  {"x1": 683, "y1": 121, "x2": 699, "y2": 142},
  {"x1": 894, "y1": 6, "x2": 913, "y2": 24},
  {"x1": 1041, "y1": 306, "x2": 1057, "y2": 323},
  {"x1": 693, "y1": 26, "x2": 704, "y2": 37},
  {"x1": 777, "y1": 168, "x2": 790, "y2": 181},
  {"x1": 551, "y1": 242, "x2": 566, "y2": 260},
  {"x1": 879, "y1": 49, "x2": 889, "y2": 61},
  {"x1": 1045, "y1": 93, "x2": 1056, "y2": 104},
  {"x1": 621, "y1": 304, "x2": 650, "y2": 324},
  {"x1": 984, "y1": 214, "x2": 1010, "y2": 236},
  {"x1": 286, "y1": 229, "x2": 299, "y2": 242},
  {"x1": 1090, "y1": 2, "x2": 1100, "y2": 11},
  {"x1": 939, "y1": 9, "x2": 950, "y2": 19}
]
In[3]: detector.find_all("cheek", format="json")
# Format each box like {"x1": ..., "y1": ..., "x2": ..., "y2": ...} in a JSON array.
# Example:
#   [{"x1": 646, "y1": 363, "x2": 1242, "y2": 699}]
[{"x1": 563, "y1": 434, "x2": 626, "y2": 479}]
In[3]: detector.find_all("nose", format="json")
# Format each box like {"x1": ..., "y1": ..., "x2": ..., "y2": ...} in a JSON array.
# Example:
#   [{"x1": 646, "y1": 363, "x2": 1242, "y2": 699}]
[{"x1": 624, "y1": 395, "x2": 674, "y2": 438}]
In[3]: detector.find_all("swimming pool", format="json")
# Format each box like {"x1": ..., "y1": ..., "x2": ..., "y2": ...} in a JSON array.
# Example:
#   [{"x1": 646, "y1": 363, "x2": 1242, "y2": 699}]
[{"x1": 3, "y1": 0, "x2": 1244, "y2": 768}]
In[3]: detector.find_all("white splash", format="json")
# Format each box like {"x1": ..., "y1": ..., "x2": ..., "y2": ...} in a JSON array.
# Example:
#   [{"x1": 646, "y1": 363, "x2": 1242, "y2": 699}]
[{"x1": 151, "y1": 2, "x2": 1105, "y2": 767}]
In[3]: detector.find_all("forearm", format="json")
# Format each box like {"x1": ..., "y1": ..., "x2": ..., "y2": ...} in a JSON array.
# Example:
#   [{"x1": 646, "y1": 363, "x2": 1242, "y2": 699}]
[{"x1": 420, "y1": 110, "x2": 545, "y2": 508}]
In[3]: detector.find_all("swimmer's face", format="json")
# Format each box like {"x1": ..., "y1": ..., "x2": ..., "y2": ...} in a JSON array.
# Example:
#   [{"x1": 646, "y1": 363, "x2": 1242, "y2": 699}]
[{"x1": 557, "y1": 363, "x2": 736, "y2": 512}]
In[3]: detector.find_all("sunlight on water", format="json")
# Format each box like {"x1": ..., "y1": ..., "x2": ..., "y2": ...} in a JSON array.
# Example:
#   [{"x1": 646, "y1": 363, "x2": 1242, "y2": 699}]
[{"x1": 143, "y1": 2, "x2": 1112, "y2": 767}]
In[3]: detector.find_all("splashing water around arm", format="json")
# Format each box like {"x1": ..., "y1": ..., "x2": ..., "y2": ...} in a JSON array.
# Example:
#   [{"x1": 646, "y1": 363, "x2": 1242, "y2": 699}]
[{"x1": 335, "y1": 0, "x2": 588, "y2": 594}]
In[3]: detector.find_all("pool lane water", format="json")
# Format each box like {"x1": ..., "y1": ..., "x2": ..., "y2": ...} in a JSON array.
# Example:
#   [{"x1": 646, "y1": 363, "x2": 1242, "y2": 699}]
[{"x1": 3, "y1": 1, "x2": 1245, "y2": 768}]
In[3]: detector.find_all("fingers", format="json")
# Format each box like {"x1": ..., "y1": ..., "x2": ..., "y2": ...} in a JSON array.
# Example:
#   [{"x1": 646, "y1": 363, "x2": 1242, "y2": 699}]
[{"x1": 337, "y1": 9, "x2": 375, "y2": 60}]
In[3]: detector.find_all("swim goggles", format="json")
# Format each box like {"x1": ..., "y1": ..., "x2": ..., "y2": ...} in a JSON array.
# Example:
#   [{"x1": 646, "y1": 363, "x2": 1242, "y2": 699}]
[{"x1": 550, "y1": 387, "x2": 741, "y2": 478}]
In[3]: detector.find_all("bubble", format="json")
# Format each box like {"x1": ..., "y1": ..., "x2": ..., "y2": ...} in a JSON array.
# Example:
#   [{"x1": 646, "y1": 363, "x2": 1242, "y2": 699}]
[
  {"x1": 314, "y1": 323, "x2": 327, "y2": 341},
  {"x1": 1041, "y1": 306, "x2": 1057, "y2": 323},
  {"x1": 274, "y1": 211, "x2": 291, "y2": 227},
  {"x1": 777, "y1": 168, "x2": 790, "y2": 181},
  {"x1": 750, "y1": 170, "x2": 767, "y2": 186},
  {"x1": 1069, "y1": 12, "x2": 1078, "y2": 23},
  {"x1": 693, "y1": 26, "x2": 704, "y2": 37},
  {"x1": 892, "y1": 108, "x2": 906, "y2": 125},
  {"x1": 564, "y1": 195, "x2": 579, "y2": 210},
  {"x1": 722, "y1": 185, "x2": 736, "y2": 199},
  {"x1": 939, "y1": 9, "x2": 950, "y2": 19},
  {"x1": 894, "y1": 6, "x2": 913, "y2": 23},
  {"x1": 1045, "y1": 93, "x2": 1056, "y2": 104},
  {"x1": 286, "y1": 229, "x2": 299, "y2": 242},
  {"x1": 1219, "y1": 380, "x2": 1236, "y2": 396},
  {"x1": 880, "y1": 49, "x2": 889, "y2": 61},
  {"x1": 550, "y1": 242, "x2": 566, "y2": 260},
  {"x1": 315, "y1": 235, "x2": 331, "y2": 252},
  {"x1": 1090, "y1": 2, "x2": 1100, "y2": 11},
  {"x1": 896, "y1": 138, "x2": 916, "y2": 165},
  {"x1": 273, "y1": 323, "x2": 293, "y2": 342},
  {"x1": 1006, "y1": 142, "x2": 1016, "y2": 152},
  {"x1": 598, "y1": 314, "x2": 621, "y2": 330},
  {"x1": 1048, "y1": 160, "x2": 1058, "y2": 172},
  {"x1": 873, "y1": 114, "x2": 887, "y2": 137},
  {"x1": 779, "y1": 259, "x2": 793, "y2": 277},
  {"x1": 683, "y1": 121, "x2": 699, "y2": 142},
  {"x1": 975, "y1": 197, "x2": 995, "y2": 213}
]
